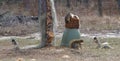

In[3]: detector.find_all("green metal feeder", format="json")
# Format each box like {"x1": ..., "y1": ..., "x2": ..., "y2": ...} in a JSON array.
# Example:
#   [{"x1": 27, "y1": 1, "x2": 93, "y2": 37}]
[{"x1": 61, "y1": 13, "x2": 81, "y2": 47}]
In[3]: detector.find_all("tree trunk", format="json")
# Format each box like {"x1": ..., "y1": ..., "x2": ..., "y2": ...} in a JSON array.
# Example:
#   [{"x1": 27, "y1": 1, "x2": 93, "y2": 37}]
[
  {"x1": 75, "y1": 0, "x2": 78, "y2": 7},
  {"x1": 66, "y1": 0, "x2": 70, "y2": 8},
  {"x1": 116, "y1": 0, "x2": 120, "y2": 14},
  {"x1": 38, "y1": 0, "x2": 56, "y2": 48},
  {"x1": 98, "y1": 0, "x2": 103, "y2": 16},
  {"x1": 78, "y1": 0, "x2": 82, "y2": 4},
  {"x1": 83, "y1": 0, "x2": 89, "y2": 8}
]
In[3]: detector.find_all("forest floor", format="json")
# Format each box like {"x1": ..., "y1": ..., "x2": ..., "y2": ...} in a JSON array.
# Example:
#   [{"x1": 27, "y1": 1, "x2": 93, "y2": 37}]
[{"x1": 0, "y1": 35, "x2": 120, "y2": 61}]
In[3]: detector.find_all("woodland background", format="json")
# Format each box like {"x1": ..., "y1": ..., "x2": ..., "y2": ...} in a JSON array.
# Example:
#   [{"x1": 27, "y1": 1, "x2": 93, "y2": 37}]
[{"x1": 0, "y1": 0, "x2": 120, "y2": 36}]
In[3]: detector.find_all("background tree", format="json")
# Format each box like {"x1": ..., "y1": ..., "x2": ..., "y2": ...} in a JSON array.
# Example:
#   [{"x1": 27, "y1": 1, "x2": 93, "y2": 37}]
[
  {"x1": 66, "y1": 0, "x2": 70, "y2": 8},
  {"x1": 78, "y1": 0, "x2": 82, "y2": 4},
  {"x1": 83, "y1": 0, "x2": 89, "y2": 8},
  {"x1": 98, "y1": 0, "x2": 103, "y2": 16},
  {"x1": 116, "y1": 0, "x2": 120, "y2": 14}
]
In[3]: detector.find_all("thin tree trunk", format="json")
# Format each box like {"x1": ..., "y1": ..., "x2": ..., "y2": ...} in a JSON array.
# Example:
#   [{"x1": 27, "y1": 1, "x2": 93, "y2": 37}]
[
  {"x1": 98, "y1": 0, "x2": 103, "y2": 16},
  {"x1": 79, "y1": 0, "x2": 82, "y2": 4},
  {"x1": 66, "y1": 0, "x2": 70, "y2": 8},
  {"x1": 75, "y1": 0, "x2": 78, "y2": 7},
  {"x1": 116, "y1": 0, "x2": 120, "y2": 15},
  {"x1": 83, "y1": 0, "x2": 89, "y2": 8}
]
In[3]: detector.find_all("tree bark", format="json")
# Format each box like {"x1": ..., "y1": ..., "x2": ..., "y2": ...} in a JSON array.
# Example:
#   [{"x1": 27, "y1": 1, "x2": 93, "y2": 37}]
[
  {"x1": 78, "y1": 0, "x2": 82, "y2": 4},
  {"x1": 98, "y1": 0, "x2": 103, "y2": 16},
  {"x1": 38, "y1": 0, "x2": 56, "y2": 48},
  {"x1": 116, "y1": 0, "x2": 120, "y2": 14},
  {"x1": 66, "y1": 0, "x2": 70, "y2": 8},
  {"x1": 83, "y1": 0, "x2": 89, "y2": 8}
]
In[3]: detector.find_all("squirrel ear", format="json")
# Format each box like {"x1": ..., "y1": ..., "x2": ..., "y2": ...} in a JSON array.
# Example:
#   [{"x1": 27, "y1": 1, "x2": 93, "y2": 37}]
[
  {"x1": 65, "y1": 15, "x2": 71, "y2": 23},
  {"x1": 74, "y1": 15, "x2": 80, "y2": 20}
]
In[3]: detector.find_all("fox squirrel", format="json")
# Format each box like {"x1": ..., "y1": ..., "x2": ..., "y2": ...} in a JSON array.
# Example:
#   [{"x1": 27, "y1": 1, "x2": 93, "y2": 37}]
[{"x1": 70, "y1": 39, "x2": 84, "y2": 49}]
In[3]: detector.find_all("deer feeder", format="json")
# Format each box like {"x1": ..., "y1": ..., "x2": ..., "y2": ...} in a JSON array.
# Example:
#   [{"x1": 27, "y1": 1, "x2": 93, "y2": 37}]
[{"x1": 61, "y1": 13, "x2": 81, "y2": 47}]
